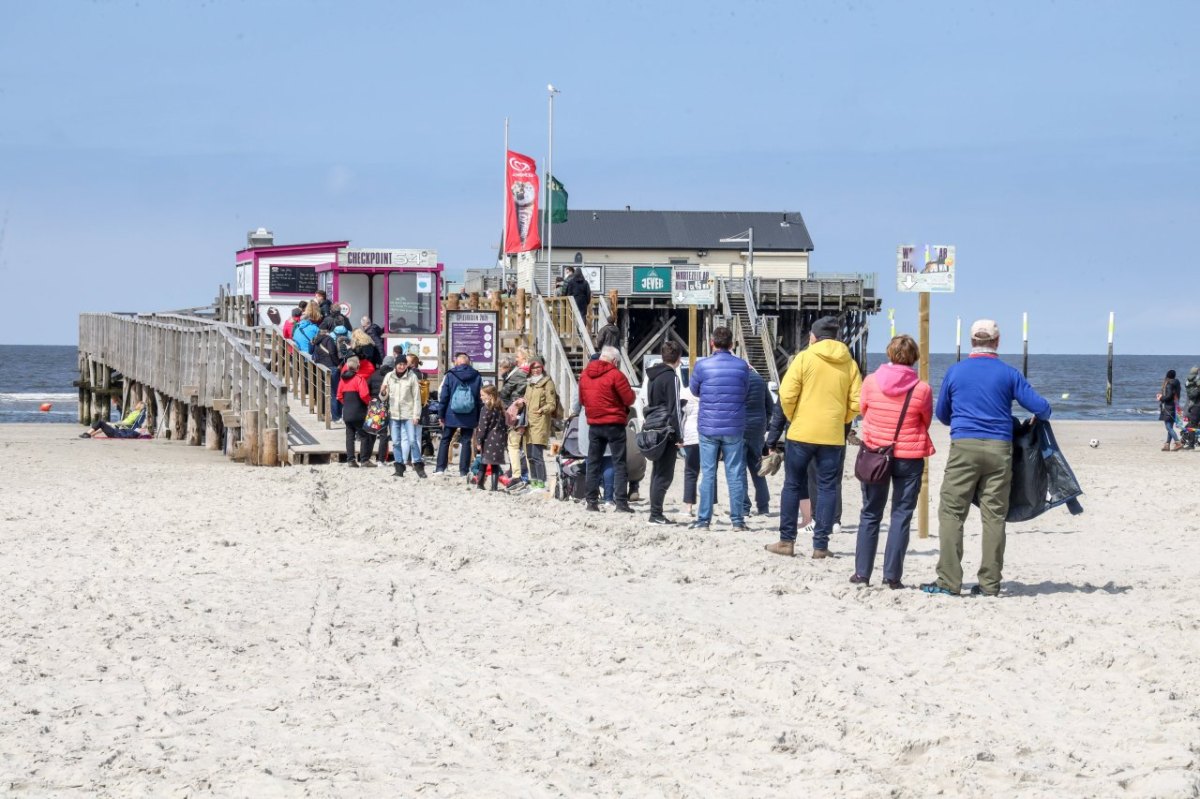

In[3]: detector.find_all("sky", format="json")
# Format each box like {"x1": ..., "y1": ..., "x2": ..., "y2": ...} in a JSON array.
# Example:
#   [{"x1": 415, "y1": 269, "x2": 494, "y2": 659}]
[{"x1": 0, "y1": 0, "x2": 1196, "y2": 353}]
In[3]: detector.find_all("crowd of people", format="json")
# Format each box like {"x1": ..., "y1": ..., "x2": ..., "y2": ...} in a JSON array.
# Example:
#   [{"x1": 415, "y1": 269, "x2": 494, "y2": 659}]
[{"x1": 1158, "y1": 366, "x2": 1200, "y2": 451}]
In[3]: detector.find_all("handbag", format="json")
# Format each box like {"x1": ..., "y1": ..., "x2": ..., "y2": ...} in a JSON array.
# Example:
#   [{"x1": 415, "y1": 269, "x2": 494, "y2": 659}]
[
  {"x1": 854, "y1": 387, "x2": 914, "y2": 484},
  {"x1": 363, "y1": 397, "x2": 389, "y2": 434}
]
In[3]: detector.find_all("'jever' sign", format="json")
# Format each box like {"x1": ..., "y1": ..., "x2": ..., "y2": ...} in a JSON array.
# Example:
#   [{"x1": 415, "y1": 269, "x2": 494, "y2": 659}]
[
  {"x1": 268, "y1": 265, "x2": 318, "y2": 295},
  {"x1": 633, "y1": 266, "x2": 672, "y2": 294}
]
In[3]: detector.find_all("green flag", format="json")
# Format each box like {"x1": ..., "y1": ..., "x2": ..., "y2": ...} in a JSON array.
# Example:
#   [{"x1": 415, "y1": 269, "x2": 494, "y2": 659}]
[{"x1": 549, "y1": 175, "x2": 568, "y2": 223}]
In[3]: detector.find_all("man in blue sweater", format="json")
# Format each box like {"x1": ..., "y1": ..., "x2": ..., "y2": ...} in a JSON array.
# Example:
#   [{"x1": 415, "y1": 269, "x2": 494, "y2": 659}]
[{"x1": 922, "y1": 319, "x2": 1051, "y2": 597}]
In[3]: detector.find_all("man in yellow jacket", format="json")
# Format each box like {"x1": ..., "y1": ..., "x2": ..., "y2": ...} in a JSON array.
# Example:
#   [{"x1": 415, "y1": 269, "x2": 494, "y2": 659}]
[{"x1": 766, "y1": 316, "x2": 862, "y2": 558}]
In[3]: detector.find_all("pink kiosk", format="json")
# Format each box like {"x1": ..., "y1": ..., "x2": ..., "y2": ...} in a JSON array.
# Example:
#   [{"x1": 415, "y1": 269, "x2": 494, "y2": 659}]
[{"x1": 235, "y1": 237, "x2": 444, "y2": 373}]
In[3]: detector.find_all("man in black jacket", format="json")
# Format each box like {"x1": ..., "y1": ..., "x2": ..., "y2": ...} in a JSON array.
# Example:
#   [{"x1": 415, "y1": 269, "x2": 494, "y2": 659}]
[
  {"x1": 561, "y1": 266, "x2": 592, "y2": 319},
  {"x1": 644, "y1": 342, "x2": 684, "y2": 525}
]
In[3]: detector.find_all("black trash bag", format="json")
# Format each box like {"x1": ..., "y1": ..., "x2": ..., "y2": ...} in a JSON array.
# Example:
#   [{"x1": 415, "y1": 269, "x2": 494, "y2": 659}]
[
  {"x1": 974, "y1": 417, "x2": 1084, "y2": 522},
  {"x1": 636, "y1": 404, "x2": 674, "y2": 461}
]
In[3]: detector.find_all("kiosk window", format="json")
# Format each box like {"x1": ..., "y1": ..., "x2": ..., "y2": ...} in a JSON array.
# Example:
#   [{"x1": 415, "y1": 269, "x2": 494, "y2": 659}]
[{"x1": 388, "y1": 272, "x2": 435, "y2": 334}]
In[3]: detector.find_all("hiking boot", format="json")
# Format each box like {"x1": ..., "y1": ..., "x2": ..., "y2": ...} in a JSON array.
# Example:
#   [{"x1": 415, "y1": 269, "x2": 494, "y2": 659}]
[
  {"x1": 393, "y1": 462, "x2": 406, "y2": 477},
  {"x1": 811, "y1": 549, "x2": 833, "y2": 559},
  {"x1": 585, "y1": 501, "x2": 601, "y2": 512},
  {"x1": 413, "y1": 463, "x2": 427, "y2": 479},
  {"x1": 764, "y1": 540, "x2": 794, "y2": 557},
  {"x1": 1172, "y1": 442, "x2": 1184, "y2": 451}
]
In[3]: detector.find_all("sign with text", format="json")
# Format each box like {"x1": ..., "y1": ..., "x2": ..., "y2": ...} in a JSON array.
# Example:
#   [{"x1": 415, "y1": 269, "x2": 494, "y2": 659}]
[
  {"x1": 633, "y1": 266, "x2": 672, "y2": 294},
  {"x1": 673, "y1": 268, "x2": 715, "y2": 306},
  {"x1": 267, "y1": 264, "x2": 318, "y2": 295},
  {"x1": 897, "y1": 244, "x2": 956, "y2": 293},
  {"x1": 338, "y1": 248, "x2": 437, "y2": 268},
  {"x1": 446, "y1": 310, "x2": 498, "y2": 374},
  {"x1": 386, "y1": 335, "x2": 440, "y2": 374}
]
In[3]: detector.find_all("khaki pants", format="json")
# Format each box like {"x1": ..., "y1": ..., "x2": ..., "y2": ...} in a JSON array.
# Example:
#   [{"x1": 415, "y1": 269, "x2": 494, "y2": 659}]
[
  {"x1": 507, "y1": 428, "x2": 527, "y2": 478},
  {"x1": 936, "y1": 438, "x2": 1012, "y2": 594}
]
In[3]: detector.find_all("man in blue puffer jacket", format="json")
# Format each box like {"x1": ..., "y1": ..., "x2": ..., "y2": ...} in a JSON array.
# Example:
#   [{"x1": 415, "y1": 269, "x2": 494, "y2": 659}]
[{"x1": 687, "y1": 326, "x2": 751, "y2": 530}]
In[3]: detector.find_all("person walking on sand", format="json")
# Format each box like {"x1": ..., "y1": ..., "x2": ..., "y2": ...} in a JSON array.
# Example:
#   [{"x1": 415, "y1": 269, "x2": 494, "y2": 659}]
[
  {"x1": 643, "y1": 342, "x2": 684, "y2": 525},
  {"x1": 850, "y1": 335, "x2": 935, "y2": 589},
  {"x1": 921, "y1": 319, "x2": 1051, "y2": 597},
  {"x1": 579, "y1": 346, "x2": 637, "y2": 513},
  {"x1": 766, "y1": 316, "x2": 861, "y2": 558},
  {"x1": 381, "y1": 356, "x2": 426, "y2": 478},
  {"x1": 436, "y1": 352, "x2": 483, "y2": 477},
  {"x1": 473, "y1": 385, "x2": 509, "y2": 491},
  {"x1": 518, "y1": 356, "x2": 559, "y2": 493},
  {"x1": 1158, "y1": 369, "x2": 1184, "y2": 452},
  {"x1": 688, "y1": 326, "x2": 751, "y2": 531}
]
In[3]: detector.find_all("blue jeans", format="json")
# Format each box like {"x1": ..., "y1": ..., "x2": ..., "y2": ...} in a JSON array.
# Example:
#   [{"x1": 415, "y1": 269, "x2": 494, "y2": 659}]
[
  {"x1": 698, "y1": 433, "x2": 746, "y2": 525},
  {"x1": 743, "y1": 431, "x2": 770, "y2": 515},
  {"x1": 601, "y1": 456, "x2": 614, "y2": 501},
  {"x1": 854, "y1": 457, "x2": 924, "y2": 582},
  {"x1": 779, "y1": 441, "x2": 843, "y2": 548},
  {"x1": 1164, "y1": 420, "x2": 1179, "y2": 443},
  {"x1": 390, "y1": 419, "x2": 424, "y2": 464},
  {"x1": 329, "y1": 371, "x2": 342, "y2": 422}
]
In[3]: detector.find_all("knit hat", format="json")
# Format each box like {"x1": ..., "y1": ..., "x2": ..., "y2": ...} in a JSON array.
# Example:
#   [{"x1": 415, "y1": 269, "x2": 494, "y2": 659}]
[{"x1": 810, "y1": 316, "x2": 840, "y2": 341}]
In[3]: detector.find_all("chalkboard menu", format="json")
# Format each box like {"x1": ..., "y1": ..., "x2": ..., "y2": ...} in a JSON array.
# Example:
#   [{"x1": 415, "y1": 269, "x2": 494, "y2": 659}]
[{"x1": 268, "y1": 265, "x2": 318, "y2": 295}]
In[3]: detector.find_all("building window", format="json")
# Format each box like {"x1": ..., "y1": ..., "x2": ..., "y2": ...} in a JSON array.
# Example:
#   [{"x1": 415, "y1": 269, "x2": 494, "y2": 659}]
[{"x1": 387, "y1": 272, "x2": 436, "y2": 334}]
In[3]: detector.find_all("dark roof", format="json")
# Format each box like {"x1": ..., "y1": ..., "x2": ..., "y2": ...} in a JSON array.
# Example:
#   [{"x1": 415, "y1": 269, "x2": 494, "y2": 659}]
[{"x1": 549, "y1": 210, "x2": 814, "y2": 252}]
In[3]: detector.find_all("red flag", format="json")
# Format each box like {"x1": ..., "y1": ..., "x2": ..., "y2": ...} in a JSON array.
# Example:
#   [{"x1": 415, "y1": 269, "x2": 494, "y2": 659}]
[{"x1": 505, "y1": 150, "x2": 541, "y2": 253}]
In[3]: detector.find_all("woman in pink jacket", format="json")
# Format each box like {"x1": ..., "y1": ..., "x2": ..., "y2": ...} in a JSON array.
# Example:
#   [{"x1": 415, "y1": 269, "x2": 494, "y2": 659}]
[{"x1": 851, "y1": 335, "x2": 935, "y2": 589}]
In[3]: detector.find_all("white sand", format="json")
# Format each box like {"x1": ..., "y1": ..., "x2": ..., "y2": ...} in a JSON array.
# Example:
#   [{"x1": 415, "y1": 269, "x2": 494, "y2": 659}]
[{"x1": 0, "y1": 421, "x2": 1197, "y2": 797}]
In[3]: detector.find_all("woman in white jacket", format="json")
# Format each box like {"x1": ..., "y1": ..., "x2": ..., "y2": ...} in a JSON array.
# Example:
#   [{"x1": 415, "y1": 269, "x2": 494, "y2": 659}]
[
  {"x1": 381, "y1": 360, "x2": 426, "y2": 478},
  {"x1": 680, "y1": 384, "x2": 706, "y2": 515}
]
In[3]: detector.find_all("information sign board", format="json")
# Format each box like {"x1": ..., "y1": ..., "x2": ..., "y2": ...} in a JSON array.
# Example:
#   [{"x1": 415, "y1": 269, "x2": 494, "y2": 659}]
[
  {"x1": 446, "y1": 310, "x2": 498, "y2": 374},
  {"x1": 897, "y1": 244, "x2": 956, "y2": 293},
  {"x1": 672, "y1": 268, "x2": 716, "y2": 306}
]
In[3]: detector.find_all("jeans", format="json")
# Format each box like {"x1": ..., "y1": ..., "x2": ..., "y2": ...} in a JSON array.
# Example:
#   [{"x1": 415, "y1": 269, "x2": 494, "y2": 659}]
[
  {"x1": 854, "y1": 457, "x2": 924, "y2": 582},
  {"x1": 390, "y1": 419, "x2": 424, "y2": 464},
  {"x1": 1164, "y1": 419, "x2": 1179, "y2": 443},
  {"x1": 779, "y1": 441, "x2": 843, "y2": 548},
  {"x1": 528, "y1": 443, "x2": 547, "y2": 483},
  {"x1": 649, "y1": 444, "x2": 679, "y2": 516},
  {"x1": 743, "y1": 430, "x2": 770, "y2": 515},
  {"x1": 937, "y1": 439, "x2": 1012, "y2": 594},
  {"x1": 698, "y1": 433, "x2": 746, "y2": 525},
  {"x1": 585, "y1": 423, "x2": 628, "y2": 504},
  {"x1": 682, "y1": 445, "x2": 700, "y2": 504},
  {"x1": 329, "y1": 370, "x2": 342, "y2": 422},
  {"x1": 601, "y1": 456, "x2": 614, "y2": 501},
  {"x1": 436, "y1": 426, "x2": 474, "y2": 475}
]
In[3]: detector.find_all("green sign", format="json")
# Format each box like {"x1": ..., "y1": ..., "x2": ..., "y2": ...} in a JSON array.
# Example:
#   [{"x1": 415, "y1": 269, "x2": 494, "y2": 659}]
[{"x1": 633, "y1": 266, "x2": 671, "y2": 294}]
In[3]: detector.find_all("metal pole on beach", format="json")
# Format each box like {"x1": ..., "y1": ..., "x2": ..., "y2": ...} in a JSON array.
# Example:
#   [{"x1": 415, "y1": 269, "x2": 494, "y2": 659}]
[
  {"x1": 1106, "y1": 311, "x2": 1115, "y2": 405},
  {"x1": 1022, "y1": 312, "x2": 1029, "y2": 377},
  {"x1": 917, "y1": 292, "x2": 930, "y2": 539},
  {"x1": 888, "y1": 308, "x2": 895, "y2": 339},
  {"x1": 546, "y1": 84, "x2": 560, "y2": 298},
  {"x1": 503, "y1": 116, "x2": 509, "y2": 269},
  {"x1": 955, "y1": 316, "x2": 961, "y2": 362}
]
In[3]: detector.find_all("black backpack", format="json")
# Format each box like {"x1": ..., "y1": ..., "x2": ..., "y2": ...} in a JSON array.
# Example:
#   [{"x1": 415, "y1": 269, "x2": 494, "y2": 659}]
[
  {"x1": 335, "y1": 335, "x2": 352, "y2": 362},
  {"x1": 636, "y1": 404, "x2": 674, "y2": 461}
]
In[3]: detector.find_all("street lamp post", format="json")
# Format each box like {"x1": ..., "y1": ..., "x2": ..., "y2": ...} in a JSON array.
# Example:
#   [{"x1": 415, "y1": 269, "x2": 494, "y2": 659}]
[
  {"x1": 718, "y1": 226, "x2": 755, "y2": 281},
  {"x1": 545, "y1": 84, "x2": 560, "y2": 297}
]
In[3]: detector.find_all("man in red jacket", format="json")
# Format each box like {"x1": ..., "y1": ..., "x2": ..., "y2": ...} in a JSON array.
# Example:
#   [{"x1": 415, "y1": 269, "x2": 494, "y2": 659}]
[{"x1": 579, "y1": 346, "x2": 637, "y2": 513}]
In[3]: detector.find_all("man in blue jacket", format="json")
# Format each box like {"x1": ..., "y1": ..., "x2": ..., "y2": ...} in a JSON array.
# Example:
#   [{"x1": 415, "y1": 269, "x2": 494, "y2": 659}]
[
  {"x1": 922, "y1": 319, "x2": 1052, "y2": 597},
  {"x1": 435, "y1": 352, "x2": 484, "y2": 477},
  {"x1": 687, "y1": 327, "x2": 751, "y2": 531}
]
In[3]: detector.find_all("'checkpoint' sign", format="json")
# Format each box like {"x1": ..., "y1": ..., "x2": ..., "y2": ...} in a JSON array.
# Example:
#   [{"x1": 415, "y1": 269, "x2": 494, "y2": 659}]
[{"x1": 897, "y1": 244, "x2": 955, "y2": 293}]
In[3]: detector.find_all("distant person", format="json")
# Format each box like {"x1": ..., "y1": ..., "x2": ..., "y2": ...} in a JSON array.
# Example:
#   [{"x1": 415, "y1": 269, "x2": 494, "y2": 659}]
[
  {"x1": 850, "y1": 335, "x2": 935, "y2": 589},
  {"x1": 327, "y1": 304, "x2": 351, "y2": 334},
  {"x1": 282, "y1": 307, "x2": 302, "y2": 339},
  {"x1": 436, "y1": 352, "x2": 483, "y2": 477},
  {"x1": 688, "y1": 326, "x2": 751, "y2": 531},
  {"x1": 1158, "y1": 369, "x2": 1183, "y2": 452},
  {"x1": 742, "y1": 366, "x2": 773, "y2": 518},
  {"x1": 922, "y1": 319, "x2": 1051, "y2": 597},
  {"x1": 368, "y1": 357, "x2": 393, "y2": 464},
  {"x1": 361, "y1": 316, "x2": 385, "y2": 354},
  {"x1": 292, "y1": 305, "x2": 321, "y2": 354},
  {"x1": 382, "y1": 356, "x2": 426, "y2": 478},
  {"x1": 561, "y1": 266, "x2": 592, "y2": 319},
  {"x1": 1183, "y1": 366, "x2": 1200, "y2": 450},
  {"x1": 498, "y1": 350, "x2": 530, "y2": 485},
  {"x1": 337, "y1": 356, "x2": 374, "y2": 467},
  {"x1": 80, "y1": 401, "x2": 147, "y2": 439},
  {"x1": 767, "y1": 316, "x2": 861, "y2": 558},
  {"x1": 351, "y1": 328, "x2": 381, "y2": 370},
  {"x1": 314, "y1": 289, "x2": 333, "y2": 318},
  {"x1": 579, "y1": 345, "x2": 636, "y2": 512},
  {"x1": 473, "y1": 385, "x2": 508, "y2": 491},
  {"x1": 643, "y1": 342, "x2": 684, "y2": 525},
  {"x1": 679, "y1": 383, "x2": 701, "y2": 517},
  {"x1": 520, "y1": 355, "x2": 559, "y2": 493},
  {"x1": 310, "y1": 324, "x2": 342, "y2": 422},
  {"x1": 594, "y1": 319, "x2": 621, "y2": 351}
]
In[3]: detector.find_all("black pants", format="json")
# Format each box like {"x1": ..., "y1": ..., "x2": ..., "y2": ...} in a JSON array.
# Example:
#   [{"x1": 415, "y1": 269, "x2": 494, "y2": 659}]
[
  {"x1": 376, "y1": 425, "x2": 390, "y2": 462},
  {"x1": 344, "y1": 418, "x2": 372, "y2": 462},
  {"x1": 527, "y1": 443, "x2": 547, "y2": 482},
  {"x1": 649, "y1": 444, "x2": 678, "y2": 516},
  {"x1": 586, "y1": 423, "x2": 628, "y2": 504}
]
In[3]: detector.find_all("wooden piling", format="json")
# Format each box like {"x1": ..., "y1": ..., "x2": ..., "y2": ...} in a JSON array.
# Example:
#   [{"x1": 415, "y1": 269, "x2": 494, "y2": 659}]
[
  {"x1": 1022, "y1": 312, "x2": 1029, "y2": 378},
  {"x1": 244, "y1": 410, "x2": 259, "y2": 466},
  {"x1": 917, "y1": 292, "x2": 931, "y2": 539},
  {"x1": 263, "y1": 426, "x2": 279, "y2": 466},
  {"x1": 1106, "y1": 311, "x2": 1115, "y2": 405}
]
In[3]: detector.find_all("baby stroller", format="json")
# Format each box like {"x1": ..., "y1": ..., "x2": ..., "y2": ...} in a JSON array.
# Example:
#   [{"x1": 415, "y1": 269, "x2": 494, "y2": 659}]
[
  {"x1": 419, "y1": 399, "x2": 441, "y2": 458},
  {"x1": 554, "y1": 416, "x2": 588, "y2": 501}
]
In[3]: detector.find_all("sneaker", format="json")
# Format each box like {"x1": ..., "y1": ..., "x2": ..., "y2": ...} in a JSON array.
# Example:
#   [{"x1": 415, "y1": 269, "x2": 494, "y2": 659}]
[
  {"x1": 800, "y1": 521, "x2": 815, "y2": 537},
  {"x1": 432, "y1": 469, "x2": 447, "y2": 476},
  {"x1": 812, "y1": 549, "x2": 834, "y2": 559},
  {"x1": 78, "y1": 432, "x2": 92, "y2": 439},
  {"x1": 613, "y1": 502, "x2": 635, "y2": 513},
  {"x1": 585, "y1": 501, "x2": 601, "y2": 512},
  {"x1": 764, "y1": 540, "x2": 794, "y2": 557},
  {"x1": 359, "y1": 460, "x2": 377, "y2": 468},
  {"x1": 347, "y1": 460, "x2": 360, "y2": 468},
  {"x1": 832, "y1": 523, "x2": 843, "y2": 535},
  {"x1": 969, "y1": 584, "x2": 999, "y2": 597},
  {"x1": 686, "y1": 521, "x2": 711, "y2": 530},
  {"x1": 849, "y1": 574, "x2": 869, "y2": 585},
  {"x1": 920, "y1": 582, "x2": 957, "y2": 596},
  {"x1": 731, "y1": 523, "x2": 752, "y2": 532},
  {"x1": 883, "y1": 579, "x2": 904, "y2": 590},
  {"x1": 647, "y1": 514, "x2": 674, "y2": 525}
]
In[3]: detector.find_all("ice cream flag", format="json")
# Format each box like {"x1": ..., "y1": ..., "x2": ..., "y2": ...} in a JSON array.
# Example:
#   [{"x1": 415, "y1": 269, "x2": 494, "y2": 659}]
[
  {"x1": 505, "y1": 150, "x2": 541, "y2": 254},
  {"x1": 548, "y1": 175, "x2": 568, "y2": 223}
]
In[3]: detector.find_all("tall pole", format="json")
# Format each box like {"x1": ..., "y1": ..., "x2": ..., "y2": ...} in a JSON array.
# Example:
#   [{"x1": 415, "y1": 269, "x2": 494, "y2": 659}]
[
  {"x1": 1022, "y1": 311, "x2": 1029, "y2": 377},
  {"x1": 502, "y1": 117, "x2": 509, "y2": 273},
  {"x1": 955, "y1": 316, "x2": 962, "y2": 362},
  {"x1": 546, "y1": 84, "x2": 560, "y2": 297},
  {"x1": 748, "y1": 226, "x2": 754, "y2": 282},
  {"x1": 888, "y1": 308, "x2": 895, "y2": 339},
  {"x1": 918, "y1": 292, "x2": 931, "y2": 539},
  {"x1": 1106, "y1": 311, "x2": 1115, "y2": 405}
]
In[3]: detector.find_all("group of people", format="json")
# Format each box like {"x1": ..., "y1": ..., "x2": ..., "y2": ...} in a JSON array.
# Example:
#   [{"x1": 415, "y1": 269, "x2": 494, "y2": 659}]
[{"x1": 1158, "y1": 366, "x2": 1200, "y2": 451}]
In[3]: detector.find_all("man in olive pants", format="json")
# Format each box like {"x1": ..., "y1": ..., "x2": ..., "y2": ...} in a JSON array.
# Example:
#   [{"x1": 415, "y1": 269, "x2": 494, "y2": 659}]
[{"x1": 922, "y1": 320, "x2": 1051, "y2": 597}]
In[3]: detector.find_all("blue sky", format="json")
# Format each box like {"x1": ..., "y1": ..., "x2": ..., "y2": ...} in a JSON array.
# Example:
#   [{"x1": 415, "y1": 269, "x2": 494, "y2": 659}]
[{"x1": 1, "y1": 0, "x2": 1196, "y2": 352}]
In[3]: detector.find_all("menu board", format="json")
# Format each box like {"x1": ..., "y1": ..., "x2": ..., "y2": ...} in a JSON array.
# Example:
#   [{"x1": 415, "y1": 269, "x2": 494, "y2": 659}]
[
  {"x1": 446, "y1": 311, "x2": 498, "y2": 375},
  {"x1": 268, "y1": 265, "x2": 318, "y2": 295}
]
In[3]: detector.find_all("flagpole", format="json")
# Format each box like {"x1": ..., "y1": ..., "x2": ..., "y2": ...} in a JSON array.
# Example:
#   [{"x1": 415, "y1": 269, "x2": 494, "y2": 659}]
[
  {"x1": 502, "y1": 117, "x2": 509, "y2": 271},
  {"x1": 546, "y1": 84, "x2": 559, "y2": 297}
]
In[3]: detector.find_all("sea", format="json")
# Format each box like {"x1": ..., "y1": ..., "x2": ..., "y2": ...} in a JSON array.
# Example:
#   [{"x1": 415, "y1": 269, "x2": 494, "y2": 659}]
[{"x1": 0, "y1": 344, "x2": 1195, "y2": 424}]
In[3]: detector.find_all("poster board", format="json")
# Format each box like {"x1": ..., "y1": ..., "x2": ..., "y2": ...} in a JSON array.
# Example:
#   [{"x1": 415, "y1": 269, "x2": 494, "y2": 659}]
[
  {"x1": 268, "y1": 264, "x2": 318, "y2": 295},
  {"x1": 446, "y1": 310, "x2": 498, "y2": 375}
]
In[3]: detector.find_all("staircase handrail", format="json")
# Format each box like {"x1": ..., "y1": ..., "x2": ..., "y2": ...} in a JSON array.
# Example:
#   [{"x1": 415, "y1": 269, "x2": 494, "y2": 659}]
[
  {"x1": 741, "y1": 276, "x2": 761, "y2": 334},
  {"x1": 531, "y1": 293, "x2": 579, "y2": 414},
  {"x1": 759, "y1": 323, "x2": 781, "y2": 386}
]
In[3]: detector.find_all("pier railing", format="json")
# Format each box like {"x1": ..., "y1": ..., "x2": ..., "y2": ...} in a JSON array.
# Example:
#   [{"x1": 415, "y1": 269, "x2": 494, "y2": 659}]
[{"x1": 78, "y1": 313, "x2": 290, "y2": 465}]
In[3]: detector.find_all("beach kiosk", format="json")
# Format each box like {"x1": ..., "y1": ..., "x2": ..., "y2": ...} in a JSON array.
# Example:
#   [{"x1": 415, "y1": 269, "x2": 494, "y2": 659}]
[{"x1": 235, "y1": 234, "x2": 444, "y2": 372}]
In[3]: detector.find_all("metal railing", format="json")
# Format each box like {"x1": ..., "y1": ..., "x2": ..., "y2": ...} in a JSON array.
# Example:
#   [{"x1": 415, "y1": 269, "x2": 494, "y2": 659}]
[
  {"x1": 596, "y1": 298, "x2": 637, "y2": 384},
  {"x1": 530, "y1": 294, "x2": 580, "y2": 414}
]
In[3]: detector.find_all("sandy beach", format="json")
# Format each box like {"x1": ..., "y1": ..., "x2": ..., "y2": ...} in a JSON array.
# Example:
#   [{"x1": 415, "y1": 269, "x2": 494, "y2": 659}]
[{"x1": 0, "y1": 420, "x2": 1197, "y2": 797}]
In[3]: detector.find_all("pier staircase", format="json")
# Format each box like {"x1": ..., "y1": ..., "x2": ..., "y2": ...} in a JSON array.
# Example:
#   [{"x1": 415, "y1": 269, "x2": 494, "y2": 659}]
[{"x1": 720, "y1": 279, "x2": 780, "y2": 385}]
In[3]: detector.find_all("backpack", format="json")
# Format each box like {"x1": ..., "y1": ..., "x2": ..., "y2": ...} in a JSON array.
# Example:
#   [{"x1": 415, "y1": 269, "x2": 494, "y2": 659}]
[
  {"x1": 335, "y1": 335, "x2": 352, "y2": 362},
  {"x1": 450, "y1": 382, "x2": 475, "y2": 415}
]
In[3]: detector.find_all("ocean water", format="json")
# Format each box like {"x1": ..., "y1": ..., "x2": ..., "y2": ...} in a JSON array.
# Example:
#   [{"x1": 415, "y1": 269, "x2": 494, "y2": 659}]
[{"x1": 0, "y1": 345, "x2": 1195, "y2": 423}]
